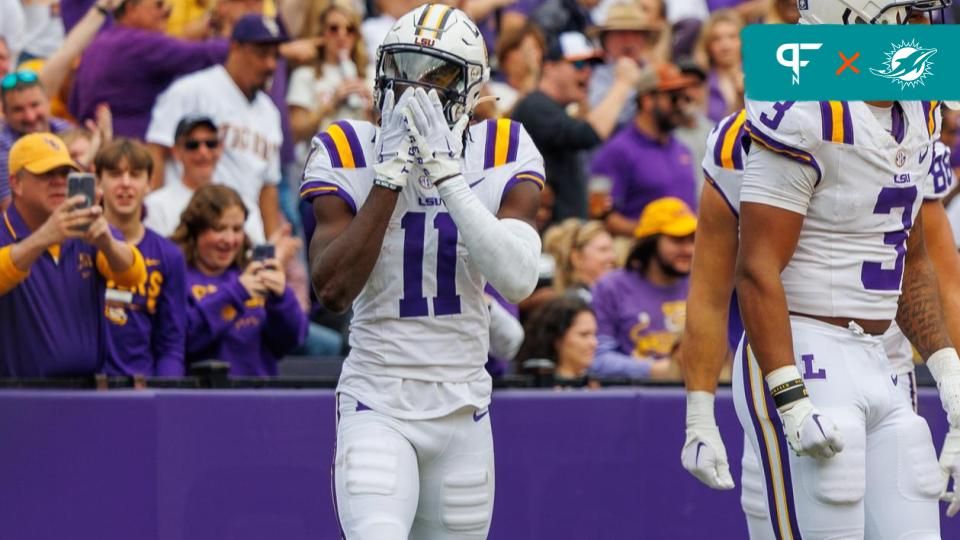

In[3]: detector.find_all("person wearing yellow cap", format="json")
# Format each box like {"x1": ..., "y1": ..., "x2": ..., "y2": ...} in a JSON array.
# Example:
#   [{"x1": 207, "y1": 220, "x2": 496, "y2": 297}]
[
  {"x1": 589, "y1": 196, "x2": 695, "y2": 379},
  {"x1": 0, "y1": 132, "x2": 147, "y2": 377}
]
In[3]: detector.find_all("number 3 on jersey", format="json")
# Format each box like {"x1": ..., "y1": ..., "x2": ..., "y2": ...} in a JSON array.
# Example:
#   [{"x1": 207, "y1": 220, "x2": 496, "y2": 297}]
[
  {"x1": 861, "y1": 186, "x2": 917, "y2": 291},
  {"x1": 400, "y1": 212, "x2": 462, "y2": 318}
]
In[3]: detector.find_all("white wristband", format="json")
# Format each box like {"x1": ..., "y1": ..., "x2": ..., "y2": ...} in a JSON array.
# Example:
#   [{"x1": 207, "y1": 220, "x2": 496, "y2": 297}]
[
  {"x1": 686, "y1": 391, "x2": 716, "y2": 427},
  {"x1": 927, "y1": 348, "x2": 960, "y2": 383},
  {"x1": 764, "y1": 365, "x2": 803, "y2": 389}
]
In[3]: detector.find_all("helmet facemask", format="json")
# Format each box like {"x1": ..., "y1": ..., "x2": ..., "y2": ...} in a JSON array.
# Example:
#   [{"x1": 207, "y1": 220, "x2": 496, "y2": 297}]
[{"x1": 375, "y1": 45, "x2": 487, "y2": 127}]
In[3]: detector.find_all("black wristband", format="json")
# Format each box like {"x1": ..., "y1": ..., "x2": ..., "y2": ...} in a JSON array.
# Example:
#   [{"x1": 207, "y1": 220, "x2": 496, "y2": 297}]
[
  {"x1": 95, "y1": 3, "x2": 111, "y2": 16},
  {"x1": 373, "y1": 178, "x2": 402, "y2": 192},
  {"x1": 771, "y1": 383, "x2": 808, "y2": 409}
]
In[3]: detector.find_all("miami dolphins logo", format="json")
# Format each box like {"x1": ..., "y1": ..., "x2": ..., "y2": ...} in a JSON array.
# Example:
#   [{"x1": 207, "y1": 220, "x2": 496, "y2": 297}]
[{"x1": 870, "y1": 40, "x2": 937, "y2": 89}]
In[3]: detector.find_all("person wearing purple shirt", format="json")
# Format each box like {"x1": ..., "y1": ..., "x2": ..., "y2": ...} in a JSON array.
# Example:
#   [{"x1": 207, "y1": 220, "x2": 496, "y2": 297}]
[
  {"x1": 590, "y1": 197, "x2": 695, "y2": 379},
  {"x1": 591, "y1": 62, "x2": 698, "y2": 238},
  {"x1": 0, "y1": 133, "x2": 146, "y2": 377},
  {"x1": 172, "y1": 184, "x2": 306, "y2": 376},
  {"x1": 69, "y1": 0, "x2": 228, "y2": 139},
  {"x1": 96, "y1": 138, "x2": 187, "y2": 376}
]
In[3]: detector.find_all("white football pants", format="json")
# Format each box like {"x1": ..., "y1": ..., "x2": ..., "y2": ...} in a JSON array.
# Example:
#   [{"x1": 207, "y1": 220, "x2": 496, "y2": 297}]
[
  {"x1": 332, "y1": 394, "x2": 495, "y2": 540},
  {"x1": 733, "y1": 316, "x2": 941, "y2": 539}
]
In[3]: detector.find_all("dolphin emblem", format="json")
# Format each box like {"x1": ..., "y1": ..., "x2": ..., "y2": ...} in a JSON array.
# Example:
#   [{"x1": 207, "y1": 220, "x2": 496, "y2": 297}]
[{"x1": 870, "y1": 46, "x2": 938, "y2": 84}]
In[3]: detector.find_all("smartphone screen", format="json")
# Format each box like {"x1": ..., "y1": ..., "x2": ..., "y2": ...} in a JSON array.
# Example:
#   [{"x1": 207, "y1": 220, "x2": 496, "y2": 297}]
[
  {"x1": 252, "y1": 244, "x2": 275, "y2": 262},
  {"x1": 67, "y1": 173, "x2": 96, "y2": 209}
]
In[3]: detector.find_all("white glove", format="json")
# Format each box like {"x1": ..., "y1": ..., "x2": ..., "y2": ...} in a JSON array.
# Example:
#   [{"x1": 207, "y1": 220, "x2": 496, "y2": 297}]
[
  {"x1": 778, "y1": 398, "x2": 844, "y2": 459},
  {"x1": 402, "y1": 87, "x2": 469, "y2": 187},
  {"x1": 927, "y1": 348, "x2": 960, "y2": 517},
  {"x1": 767, "y1": 365, "x2": 844, "y2": 459},
  {"x1": 681, "y1": 391, "x2": 735, "y2": 490},
  {"x1": 372, "y1": 88, "x2": 415, "y2": 192},
  {"x1": 940, "y1": 428, "x2": 960, "y2": 518},
  {"x1": 375, "y1": 88, "x2": 413, "y2": 161}
]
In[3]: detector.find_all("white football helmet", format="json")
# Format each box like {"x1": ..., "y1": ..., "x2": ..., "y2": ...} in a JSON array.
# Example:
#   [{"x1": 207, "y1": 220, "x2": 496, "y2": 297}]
[
  {"x1": 375, "y1": 4, "x2": 490, "y2": 126},
  {"x1": 798, "y1": 0, "x2": 951, "y2": 25}
]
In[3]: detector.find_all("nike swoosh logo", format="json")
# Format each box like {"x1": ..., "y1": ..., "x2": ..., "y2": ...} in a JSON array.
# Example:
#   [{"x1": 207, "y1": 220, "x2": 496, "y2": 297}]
[
  {"x1": 695, "y1": 442, "x2": 706, "y2": 465},
  {"x1": 468, "y1": 177, "x2": 485, "y2": 189},
  {"x1": 812, "y1": 414, "x2": 827, "y2": 438},
  {"x1": 473, "y1": 409, "x2": 489, "y2": 422},
  {"x1": 920, "y1": 146, "x2": 930, "y2": 163}
]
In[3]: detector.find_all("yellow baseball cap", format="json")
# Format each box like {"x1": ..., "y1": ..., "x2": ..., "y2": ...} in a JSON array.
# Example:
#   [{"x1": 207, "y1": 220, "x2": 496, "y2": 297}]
[
  {"x1": 8, "y1": 133, "x2": 79, "y2": 175},
  {"x1": 634, "y1": 197, "x2": 697, "y2": 238}
]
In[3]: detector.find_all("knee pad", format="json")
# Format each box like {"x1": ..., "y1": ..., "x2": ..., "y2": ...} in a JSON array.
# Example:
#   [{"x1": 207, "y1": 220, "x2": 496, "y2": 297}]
[
  {"x1": 897, "y1": 414, "x2": 942, "y2": 501},
  {"x1": 439, "y1": 468, "x2": 493, "y2": 534}
]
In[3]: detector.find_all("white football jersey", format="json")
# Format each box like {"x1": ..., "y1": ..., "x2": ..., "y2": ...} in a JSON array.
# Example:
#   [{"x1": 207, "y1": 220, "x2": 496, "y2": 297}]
[
  {"x1": 741, "y1": 100, "x2": 940, "y2": 320},
  {"x1": 705, "y1": 105, "x2": 948, "y2": 375},
  {"x1": 702, "y1": 108, "x2": 749, "y2": 216},
  {"x1": 146, "y1": 65, "x2": 283, "y2": 243},
  {"x1": 301, "y1": 118, "x2": 544, "y2": 419}
]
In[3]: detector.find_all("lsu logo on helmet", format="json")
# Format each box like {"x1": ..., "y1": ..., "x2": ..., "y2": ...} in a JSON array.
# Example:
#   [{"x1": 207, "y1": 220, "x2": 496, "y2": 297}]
[{"x1": 374, "y1": 4, "x2": 490, "y2": 126}]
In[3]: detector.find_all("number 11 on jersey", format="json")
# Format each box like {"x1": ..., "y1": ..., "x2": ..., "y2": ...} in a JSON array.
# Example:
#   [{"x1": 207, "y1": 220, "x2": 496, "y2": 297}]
[{"x1": 400, "y1": 212, "x2": 462, "y2": 318}]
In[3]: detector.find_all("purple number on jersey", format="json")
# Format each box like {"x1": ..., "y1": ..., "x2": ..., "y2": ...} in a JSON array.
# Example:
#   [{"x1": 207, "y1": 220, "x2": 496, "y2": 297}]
[
  {"x1": 861, "y1": 186, "x2": 918, "y2": 291},
  {"x1": 759, "y1": 101, "x2": 796, "y2": 131},
  {"x1": 399, "y1": 212, "x2": 462, "y2": 318},
  {"x1": 931, "y1": 148, "x2": 954, "y2": 195}
]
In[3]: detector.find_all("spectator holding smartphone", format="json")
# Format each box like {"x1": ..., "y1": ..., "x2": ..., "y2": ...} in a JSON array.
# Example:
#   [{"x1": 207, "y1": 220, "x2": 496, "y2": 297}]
[
  {"x1": 96, "y1": 138, "x2": 188, "y2": 377},
  {"x1": 172, "y1": 185, "x2": 306, "y2": 375},
  {"x1": 0, "y1": 133, "x2": 146, "y2": 377}
]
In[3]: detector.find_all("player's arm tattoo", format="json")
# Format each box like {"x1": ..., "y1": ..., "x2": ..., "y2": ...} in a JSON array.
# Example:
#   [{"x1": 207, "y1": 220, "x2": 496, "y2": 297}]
[{"x1": 897, "y1": 211, "x2": 953, "y2": 359}]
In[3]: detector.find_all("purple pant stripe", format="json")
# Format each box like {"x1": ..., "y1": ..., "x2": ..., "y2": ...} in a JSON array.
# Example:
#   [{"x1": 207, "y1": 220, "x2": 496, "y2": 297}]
[
  {"x1": 741, "y1": 343, "x2": 785, "y2": 540},
  {"x1": 909, "y1": 372, "x2": 918, "y2": 414},
  {"x1": 762, "y1": 373, "x2": 803, "y2": 536}
]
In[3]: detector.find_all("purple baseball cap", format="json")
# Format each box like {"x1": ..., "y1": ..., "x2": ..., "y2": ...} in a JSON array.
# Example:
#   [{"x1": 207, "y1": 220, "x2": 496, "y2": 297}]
[{"x1": 230, "y1": 14, "x2": 290, "y2": 45}]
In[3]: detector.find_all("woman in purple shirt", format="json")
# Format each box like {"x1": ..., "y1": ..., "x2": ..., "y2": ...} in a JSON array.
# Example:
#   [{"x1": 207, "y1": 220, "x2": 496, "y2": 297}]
[{"x1": 172, "y1": 185, "x2": 306, "y2": 376}]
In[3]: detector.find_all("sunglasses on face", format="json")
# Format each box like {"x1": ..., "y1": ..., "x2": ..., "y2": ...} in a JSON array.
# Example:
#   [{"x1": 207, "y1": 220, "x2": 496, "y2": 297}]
[
  {"x1": 183, "y1": 139, "x2": 219, "y2": 151},
  {"x1": 326, "y1": 24, "x2": 357, "y2": 35},
  {"x1": 1, "y1": 70, "x2": 39, "y2": 91},
  {"x1": 571, "y1": 60, "x2": 594, "y2": 70}
]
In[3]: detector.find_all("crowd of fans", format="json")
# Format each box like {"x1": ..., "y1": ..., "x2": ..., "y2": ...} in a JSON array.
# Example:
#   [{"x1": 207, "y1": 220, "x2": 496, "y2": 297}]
[{"x1": 1, "y1": 0, "x2": 959, "y2": 383}]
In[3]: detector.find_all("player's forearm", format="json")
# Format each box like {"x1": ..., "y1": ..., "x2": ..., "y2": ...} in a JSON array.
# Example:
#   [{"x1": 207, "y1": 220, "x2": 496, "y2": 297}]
[
  {"x1": 682, "y1": 303, "x2": 731, "y2": 394},
  {"x1": 735, "y1": 261, "x2": 797, "y2": 376},
  {"x1": 436, "y1": 175, "x2": 540, "y2": 303},
  {"x1": 898, "y1": 221, "x2": 952, "y2": 360},
  {"x1": 310, "y1": 188, "x2": 398, "y2": 313},
  {"x1": 921, "y1": 201, "x2": 960, "y2": 349}
]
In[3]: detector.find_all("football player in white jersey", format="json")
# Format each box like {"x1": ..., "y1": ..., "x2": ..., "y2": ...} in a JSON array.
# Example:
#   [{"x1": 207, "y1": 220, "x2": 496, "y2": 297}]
[
  {"x1": 680, "y1": 103, "x2": 960, "y2": 537},
  {"x1": 721, "y1": 1, "x2": 960, "y2": 537},
  {"x1": 303, "y1": 4, "x2": 544, "y2": 539}
]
